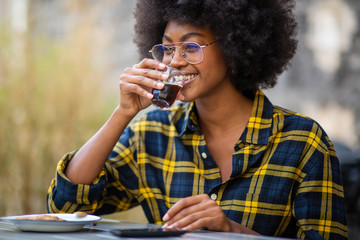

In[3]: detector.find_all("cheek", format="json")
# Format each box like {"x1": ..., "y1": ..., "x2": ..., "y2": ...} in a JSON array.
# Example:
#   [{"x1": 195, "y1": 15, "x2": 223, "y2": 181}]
[
  {"x1": 203, "y1": 49, "x2": 228, "y2": 78},
  {"x1": 200, "y1": 59, "x2": 228, "y2": 83},
  {"x1": 182, "y1": 51, "x2": 228, "y2": 99}
]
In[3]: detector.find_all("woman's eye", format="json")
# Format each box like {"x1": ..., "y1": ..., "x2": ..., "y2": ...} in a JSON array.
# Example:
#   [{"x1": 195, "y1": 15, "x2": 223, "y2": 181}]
[
  {"x1": 183, "y1": 43, "x2": 199, "y2": 53},
  {"x1": 163, "y1": 46, "x2": 174, "y2": 55}
]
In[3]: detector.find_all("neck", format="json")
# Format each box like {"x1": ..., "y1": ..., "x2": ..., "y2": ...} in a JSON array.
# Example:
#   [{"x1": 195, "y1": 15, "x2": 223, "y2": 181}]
[{"x1": 195, "y1": 84, "x2": 254, "y2": 136}]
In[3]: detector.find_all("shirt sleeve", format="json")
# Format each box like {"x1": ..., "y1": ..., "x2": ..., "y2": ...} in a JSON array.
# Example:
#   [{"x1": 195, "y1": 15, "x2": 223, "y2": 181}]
[
  {"x1": 294, "y1": 142, "x2": 348, "y2": 239},
  {"x1": 47, "y1": 126, "x2": 140, "y2": 215}
]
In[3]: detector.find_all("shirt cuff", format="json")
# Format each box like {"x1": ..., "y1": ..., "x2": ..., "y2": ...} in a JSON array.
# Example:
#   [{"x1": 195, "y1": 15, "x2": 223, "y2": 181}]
[{"x1": 55, "y1": 151, "x2": 107, "y2": 204}]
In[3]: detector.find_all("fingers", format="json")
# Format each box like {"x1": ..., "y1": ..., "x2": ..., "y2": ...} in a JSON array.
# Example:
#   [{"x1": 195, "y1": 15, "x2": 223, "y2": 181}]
[
  {"x1": 176, "y1": 92, "x2": 185, "y2": 101},
  {"x1": 162, "y1": 194, "x2": 231, "y2": 232},
  {"x1": 133, "y1": 58, "x2": 167, "y2": 71},
  {"x1": 119, "y1": 59, "x2": 167, "y2": 100},
  {"x1": 163, "y1": 194, "x2": 208, "y2": 222},
  {"x1": 120, "y1": 69, "x2": 166, "y2": 99}
]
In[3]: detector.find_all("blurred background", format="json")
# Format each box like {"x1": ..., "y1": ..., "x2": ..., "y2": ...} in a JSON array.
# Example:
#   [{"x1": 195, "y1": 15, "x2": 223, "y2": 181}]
[{"x1": 0, "y1": 0, "x2": 359, "y2": 238}]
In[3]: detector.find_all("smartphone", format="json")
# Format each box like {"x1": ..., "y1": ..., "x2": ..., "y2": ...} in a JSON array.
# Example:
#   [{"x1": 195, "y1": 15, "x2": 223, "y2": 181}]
[{"x1": 110, "y1": 228, "x2": 187, "y2": 238}]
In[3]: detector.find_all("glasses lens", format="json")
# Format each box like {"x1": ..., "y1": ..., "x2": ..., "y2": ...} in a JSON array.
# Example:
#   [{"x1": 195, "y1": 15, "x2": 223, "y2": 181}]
[
  {"x1": 151, "y1": 45, "x2": 173, "y2": 64},
  {"x1": 151, "y1": 42, "x2": 204, "y2": 64},
  {"x1": 181, "y1": 42, "x2": 203, "y2": 64},
  {"x1": 151, "y1": 45, "x2": 164, "y2": 62}
]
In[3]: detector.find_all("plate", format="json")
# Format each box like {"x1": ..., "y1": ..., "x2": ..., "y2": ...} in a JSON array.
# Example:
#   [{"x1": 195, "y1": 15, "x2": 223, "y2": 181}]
[{"x1": 0, "y1": 213, "x2": 101, "y2": 232}]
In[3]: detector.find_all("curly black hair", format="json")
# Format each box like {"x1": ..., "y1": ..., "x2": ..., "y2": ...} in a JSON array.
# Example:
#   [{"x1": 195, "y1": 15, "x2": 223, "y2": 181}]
[{"x1": 134, "y1": 0, "x2": 298, "y2": 92}]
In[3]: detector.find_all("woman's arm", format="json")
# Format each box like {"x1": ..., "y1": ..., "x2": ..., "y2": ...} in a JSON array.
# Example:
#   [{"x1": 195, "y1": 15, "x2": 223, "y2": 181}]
[
  {"x1": 293, "y1": 148, "x2": 347, "y2": 239},
  {"x1": 64, "y1": 59, "x2": 167, "y2": 184},
  {"x1": 64, "y1": 106, "x2": 134, "y2": 184}
]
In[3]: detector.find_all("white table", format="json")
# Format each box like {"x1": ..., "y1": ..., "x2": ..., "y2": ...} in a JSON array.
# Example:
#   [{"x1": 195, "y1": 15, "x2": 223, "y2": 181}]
[{"x1": 0, "y1": 219, "x2": 293, "y2": 240}]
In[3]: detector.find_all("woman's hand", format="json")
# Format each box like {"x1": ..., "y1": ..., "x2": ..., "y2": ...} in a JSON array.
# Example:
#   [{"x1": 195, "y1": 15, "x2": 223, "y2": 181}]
[
  {"x1": 162, "y1": 194, "x2": 231, "y2": 232},
  {"x1": 162, "y1": 194, "x2": 261, "y2": 235},
  {"x1": 118, "y1": 58, "x2": 168, "y2": 117}
]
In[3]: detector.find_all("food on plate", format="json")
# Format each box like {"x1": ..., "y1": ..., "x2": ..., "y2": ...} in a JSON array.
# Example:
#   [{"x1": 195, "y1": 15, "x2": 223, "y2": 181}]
[{"x1": 16, "y1": 215, "x2": 66, "y2": 221}]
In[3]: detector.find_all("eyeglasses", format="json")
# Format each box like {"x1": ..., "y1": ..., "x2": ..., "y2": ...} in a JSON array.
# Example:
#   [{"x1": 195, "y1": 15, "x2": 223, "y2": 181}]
[{"x1": 149, "y1": 41, "x2": 217, "y2": 64}]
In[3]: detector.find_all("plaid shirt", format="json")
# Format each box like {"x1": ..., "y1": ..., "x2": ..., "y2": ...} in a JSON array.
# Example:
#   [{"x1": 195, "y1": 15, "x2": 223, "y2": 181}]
[{"x1": 47, "y1": 90, "x2": 347, "y2": 239}]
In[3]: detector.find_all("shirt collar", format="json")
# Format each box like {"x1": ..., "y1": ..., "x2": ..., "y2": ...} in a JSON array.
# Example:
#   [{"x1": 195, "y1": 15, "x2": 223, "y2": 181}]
[
  {"x1": 239, "y1": 90, "x2": 273, "y2": 145},
  {"x1": 178, "y1": 90, "x2": 273, "y2": 145},
  {"x1": 179, "y1": 101, "x2": 198, "y2": 137}
]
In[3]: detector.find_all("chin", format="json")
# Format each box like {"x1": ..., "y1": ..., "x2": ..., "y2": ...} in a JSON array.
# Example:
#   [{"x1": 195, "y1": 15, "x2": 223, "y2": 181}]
[
  {"x1": 179, "y1": 89, "x2": 192, "y2": 102},
  {"x1": 181, "y1": 85, "x2": 203, "y2": 102}
]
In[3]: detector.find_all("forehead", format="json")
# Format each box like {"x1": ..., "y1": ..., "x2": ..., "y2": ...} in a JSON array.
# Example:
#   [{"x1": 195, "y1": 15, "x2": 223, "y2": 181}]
[{"x1": 163, "y1": 21, "x2": 214, "y2": 42}]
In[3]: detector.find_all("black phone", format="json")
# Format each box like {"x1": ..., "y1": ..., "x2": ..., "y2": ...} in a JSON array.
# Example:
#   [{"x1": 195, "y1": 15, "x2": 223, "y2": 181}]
[{"x1": 110, "y1": 228, "x2": 187, "y2": 238}]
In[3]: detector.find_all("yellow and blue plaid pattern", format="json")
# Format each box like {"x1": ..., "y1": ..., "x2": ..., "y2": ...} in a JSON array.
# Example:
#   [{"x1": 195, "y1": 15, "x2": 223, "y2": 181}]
[{"x1": 47, "y1": 90, "x2": 347, "y2": 239}]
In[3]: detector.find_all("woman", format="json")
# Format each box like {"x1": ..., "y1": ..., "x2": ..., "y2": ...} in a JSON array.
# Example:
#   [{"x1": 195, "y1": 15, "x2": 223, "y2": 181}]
[{"x1": 47, "y1": 0, "x2": 348, "y2": 238}]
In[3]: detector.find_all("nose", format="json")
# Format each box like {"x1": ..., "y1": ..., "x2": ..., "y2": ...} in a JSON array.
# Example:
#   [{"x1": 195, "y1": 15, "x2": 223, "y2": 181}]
[{"x1": 169, "y1": 47, "x2": 188, "y2": 68}]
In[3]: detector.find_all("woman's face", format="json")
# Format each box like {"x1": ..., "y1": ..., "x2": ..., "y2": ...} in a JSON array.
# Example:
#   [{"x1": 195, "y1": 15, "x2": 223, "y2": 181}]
[{"x1": 162, "y1": 21, "x2": 229, "y2": 102}]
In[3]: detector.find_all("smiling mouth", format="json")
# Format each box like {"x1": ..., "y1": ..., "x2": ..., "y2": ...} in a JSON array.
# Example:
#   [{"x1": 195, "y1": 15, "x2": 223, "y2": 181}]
[{"x1": 172, "y1": 73, "x2": 198, "y2": 82}]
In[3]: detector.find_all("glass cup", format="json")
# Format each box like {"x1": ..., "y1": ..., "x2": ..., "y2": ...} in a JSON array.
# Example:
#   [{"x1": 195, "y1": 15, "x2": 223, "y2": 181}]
[{"x1": 152, "y1": 66, "x2": 184, "y2": 110}]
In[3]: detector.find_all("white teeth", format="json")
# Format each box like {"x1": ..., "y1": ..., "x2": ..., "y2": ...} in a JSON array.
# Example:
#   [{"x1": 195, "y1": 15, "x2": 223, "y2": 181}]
[{"x1": 173, "y1": 74, "x2": 197, "y2": 81}]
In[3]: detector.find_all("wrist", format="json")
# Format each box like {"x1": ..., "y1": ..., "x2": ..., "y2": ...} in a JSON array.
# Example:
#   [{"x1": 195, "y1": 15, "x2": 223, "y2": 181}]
[
  {"x1": 113, "y1": 105, "x2": 138, "y2": 121},
  {"x1": 102, "y1": 105, "x2": 136, "y2": 137},
  {"x1": 228, "y1": 219, "x2": 261, "y2": 235},
  {"x1": 228, "y1": 219, "x2": 242, "y2": 233}
]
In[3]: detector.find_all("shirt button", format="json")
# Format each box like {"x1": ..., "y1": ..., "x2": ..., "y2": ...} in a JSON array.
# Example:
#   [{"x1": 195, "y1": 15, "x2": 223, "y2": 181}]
[
  {"x1": 201, "y1": 152, "x2": 207, "y2": 159},
  {"x1": 210, "y1": 193, "x2": 217, "y2": 200}
]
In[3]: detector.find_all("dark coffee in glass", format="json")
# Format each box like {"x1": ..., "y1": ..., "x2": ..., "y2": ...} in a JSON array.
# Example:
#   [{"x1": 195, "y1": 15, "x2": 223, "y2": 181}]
[
  {"x1": 152, "y1": 83, "x2": 182, "y2": 109},
  {"x1": 151, "y1": 66, "x2": 184, "y2": 110}
]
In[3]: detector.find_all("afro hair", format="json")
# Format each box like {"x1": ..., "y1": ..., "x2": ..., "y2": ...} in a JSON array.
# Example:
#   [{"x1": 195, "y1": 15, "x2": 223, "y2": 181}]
[{"x1": 134, "y1": 0, "x2": 298, "y2": 92}]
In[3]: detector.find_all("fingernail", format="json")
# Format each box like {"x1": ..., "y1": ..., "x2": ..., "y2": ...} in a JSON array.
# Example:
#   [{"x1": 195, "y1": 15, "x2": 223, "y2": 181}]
[
  {"x1": 177, "y1": 94, "x2": 185, "y2": 101},
  {"x1": 159, "y1": 63, "x2": 166, "y2": 69},
  {"x1": 162, "y1": 213, "x2": 169, "y2": 221},
  {"x1": 156, "y1": 83, "x2": 165, "y2": 89},
  {"x1": 162, "y1": 74, "x2": 168, "y2": 80},
  {"x1": 147, "y1": 93, "x2": 153, "y2": 99},
  {"x1": 168, "y1": 224, "x2": 177, "y2": 230},
  {"x1": 162, "y1": 223, "x2": 168, "y2": 229}
]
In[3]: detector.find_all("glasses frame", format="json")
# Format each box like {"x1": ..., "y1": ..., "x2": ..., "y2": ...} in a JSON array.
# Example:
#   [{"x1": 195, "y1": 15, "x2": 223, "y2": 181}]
[{"x1": 149, "y1": 41, "x2": 217, "y2": 64}]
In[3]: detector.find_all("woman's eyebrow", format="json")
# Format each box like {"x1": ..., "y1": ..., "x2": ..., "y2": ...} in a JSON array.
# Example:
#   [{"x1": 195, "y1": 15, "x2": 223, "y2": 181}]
[
  {"x1": 162, "y1": 35, "x2": 173, "y2": 42},
  {"x1": 180, "y1": 32, "x2": 205, "y2": 41},
  {"x1": 162, "y1": 32, "x2": 205, "y2": 42}
]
